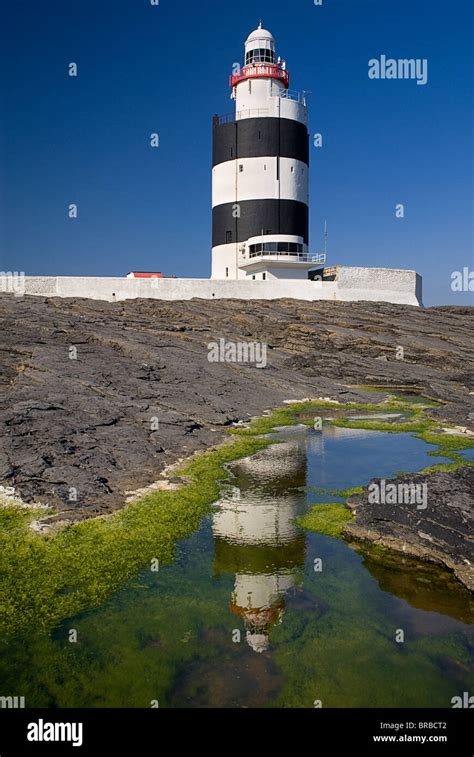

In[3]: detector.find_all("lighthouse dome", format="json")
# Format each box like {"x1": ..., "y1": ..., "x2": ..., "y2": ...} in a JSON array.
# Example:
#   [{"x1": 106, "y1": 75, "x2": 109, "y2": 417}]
[
  {"x1": 244, "y1": 24, "x2": 276, "y2": 65},
  {"x1": 245, "y1": 26, "x2": 275, "y2": 45}
]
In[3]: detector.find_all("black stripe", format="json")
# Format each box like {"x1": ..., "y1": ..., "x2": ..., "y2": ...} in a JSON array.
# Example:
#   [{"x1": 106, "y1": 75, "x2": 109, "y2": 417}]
[
  {"x1": 213, "y1": 118, "x2": 309, "y2": 167},
  {"x1": 212, "y1": 199, "x2": 308, "y2": 247}
]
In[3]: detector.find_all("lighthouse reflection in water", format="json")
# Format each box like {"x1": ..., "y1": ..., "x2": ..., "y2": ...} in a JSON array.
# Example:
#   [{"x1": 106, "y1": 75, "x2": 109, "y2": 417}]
[{"x1": 212, "y1": 430, "x2": 309, "y2": 653}]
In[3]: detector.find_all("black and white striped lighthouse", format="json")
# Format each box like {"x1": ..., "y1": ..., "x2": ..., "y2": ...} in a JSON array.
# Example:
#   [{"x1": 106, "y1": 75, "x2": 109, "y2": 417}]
[{"x1": 212, "y1": 24, "x2": 314, "y2": 281}]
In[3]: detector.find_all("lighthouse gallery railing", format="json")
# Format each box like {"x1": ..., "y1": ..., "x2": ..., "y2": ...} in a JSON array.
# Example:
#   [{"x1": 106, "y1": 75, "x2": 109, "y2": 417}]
[
  {"x1": 214, "y1": 92, "x2": 306, "y2": 126},
  {"x1": 241, "y1": 252, "x2": 327, "y2": 265}
]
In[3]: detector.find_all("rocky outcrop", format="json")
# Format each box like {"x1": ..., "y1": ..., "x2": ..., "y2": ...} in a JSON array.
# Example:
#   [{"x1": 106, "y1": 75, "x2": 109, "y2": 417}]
[
  {"x1": 0, "y1": 295, "x2": 472, "y2": 520},
  {"x1": 344, "y1": 467, "x2": 474, "y2": 592}
]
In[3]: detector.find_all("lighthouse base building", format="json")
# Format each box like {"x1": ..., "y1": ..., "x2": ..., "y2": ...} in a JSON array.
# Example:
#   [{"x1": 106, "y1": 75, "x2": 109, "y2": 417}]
[
  {"x1": 20, "y1": 268, "x2": 423, "y2": 306},
  {"x1": 16, "y1": 25, "x2": 423, "y2": 307}
]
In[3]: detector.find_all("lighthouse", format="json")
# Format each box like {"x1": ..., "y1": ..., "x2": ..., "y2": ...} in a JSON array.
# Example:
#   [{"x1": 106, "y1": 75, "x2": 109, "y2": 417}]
[{"x1": 212, "y1": 24, "x2": 317, "y2": 281}]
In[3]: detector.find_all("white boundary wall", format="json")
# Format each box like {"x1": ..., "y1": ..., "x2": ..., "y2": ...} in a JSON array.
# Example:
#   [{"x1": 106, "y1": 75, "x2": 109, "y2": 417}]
[{"x1": 21, "y1": 267, "x2": 423, "y2": 306}]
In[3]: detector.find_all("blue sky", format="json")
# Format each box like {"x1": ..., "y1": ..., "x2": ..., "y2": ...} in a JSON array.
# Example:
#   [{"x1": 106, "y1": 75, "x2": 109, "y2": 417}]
[{"x1": 1, "y1": 0, "x2": 472, "y2": 305}]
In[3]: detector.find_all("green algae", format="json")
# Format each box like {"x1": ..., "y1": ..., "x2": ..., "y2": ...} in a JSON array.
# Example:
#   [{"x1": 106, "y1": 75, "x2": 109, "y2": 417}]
[
  {"x1": 326, "y1": 398, "x2": 474, "y2": 464},
  {"x1": 304, "y1": 485, "x2": 363, "y2": 500},
  {"x1": 1, "y1": 387, "x2": 471, "y2": 641},
  {"x1": 329, "y1": 399, "x2": 434, "y2": 435},
  {"x1": 0, "y1": 435, "x2": 271, "y2": 635},
  {"x1": 417, "y1": 429, "x2": 474, "y2": 453},
  {"x1": 269, "y1": 538, "x2": 474, "y2": 708},
  {"x1": 419, "y1": 460, "x2": 473, "y2": 474},
  {"x1": 331, "y1": 417, "x2": 433, "y2": 433},
  {"x1": 229, "y1": 406, "x2": 301, "y2": 435},
  {"x1": 230, "y1": 398, "x2": 426, "y2": 437},
  {"x1": 297, "y1": 503, "x2": 354, "y2": 538},
  {"x1": 356, "y1": 385, "x2": 444, "y2": 408},
  {"x1": 331, "y1": 486, "x2": 364, "y2": 498},
  {"x1": 0, "y1": 576, "x2": 234, "y2": 708},
  {"x1": 271, "y1": 615, "x2": 473, "y2": 707},
  {"x1": 3, "y1": 513, "x2": 470, "y2": 710},
  {"x1": 1, "y1": 389, "x2": 473, "y2": 709},
  {"x1": 413, "y1": 430, "x2": 474, "y2": 472}
]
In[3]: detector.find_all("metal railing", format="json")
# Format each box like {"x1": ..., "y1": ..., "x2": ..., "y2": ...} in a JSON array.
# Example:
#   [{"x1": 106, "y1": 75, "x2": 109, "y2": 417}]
[
  {"x1": 214, "y1": 109, "x2": 270, "y2": 126},
  {"x1": 214, "y1": 92, "x2": 305, "y2": 127},
  {"x1": 241, "y1": 252, "x2": 327, "y2": 265},
  {"x1": 214, "y1": 112, "x2": 234, "y2": 126},
  {"x1": 277, "y1": 89, "x2": 306, "y2": 103}
]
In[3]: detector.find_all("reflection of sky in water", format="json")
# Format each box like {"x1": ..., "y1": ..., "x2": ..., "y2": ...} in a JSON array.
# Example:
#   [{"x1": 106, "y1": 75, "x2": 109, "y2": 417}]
[
  {"x1": 212, "y1": 426, "x2": 454, "y2": 656},
  {"x1": 302, "y1": 426, "x2": 450, "y2": 491},
  {"x1": 2, "y1": 424, "x2": 472, "y2": 708},
  {"x1": 455, "y1": 447, "x2": 474, "y2": 461}
]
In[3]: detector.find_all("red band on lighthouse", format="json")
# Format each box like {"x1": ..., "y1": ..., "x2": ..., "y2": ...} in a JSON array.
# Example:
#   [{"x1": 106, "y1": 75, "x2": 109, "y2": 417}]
[{"x1": 230, "y1": 64, "x2": 289, "y2": 89}]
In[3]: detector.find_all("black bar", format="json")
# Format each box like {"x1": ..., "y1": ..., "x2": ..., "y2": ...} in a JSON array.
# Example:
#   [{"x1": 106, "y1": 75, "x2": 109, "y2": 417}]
[
  {"x1": 212, "y1": 199, "x2": 309, "y2": 247},
  {"x1": 0, "y1": 709, "x2": 472, "y2": 755},
  {"x1": 213, "y1": 117, "x2": 309, "y2": 167}
]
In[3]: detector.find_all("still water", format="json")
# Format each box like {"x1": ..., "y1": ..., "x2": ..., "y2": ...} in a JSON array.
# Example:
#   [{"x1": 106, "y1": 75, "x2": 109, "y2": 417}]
[{"x1": 2, "y1": 424, "x2": 473, "y2": 707}]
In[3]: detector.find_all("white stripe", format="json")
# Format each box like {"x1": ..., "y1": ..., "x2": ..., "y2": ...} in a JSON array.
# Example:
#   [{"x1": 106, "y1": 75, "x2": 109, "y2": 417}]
[
  {"x1": 235, "y1": 79, "x2": 307, "y2": 125},
  {"x1": 212, "y1": 157, "x2": 309, "y2": 208}
]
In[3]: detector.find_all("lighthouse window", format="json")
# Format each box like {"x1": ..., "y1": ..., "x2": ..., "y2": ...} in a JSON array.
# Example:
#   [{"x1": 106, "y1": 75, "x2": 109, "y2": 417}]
[
  {"x1": 226, "y1": 231, "x2": 233, "y2": 243},
  {"x1": 225, "y1": 268, "x2": 229, "y2": 278},
  {"x1": 291, "y1": 166, "x2": 294, "y2": 173},
  {"x1": 248, "y1": 242, "x2": 304, "y2": 256},
  {"x1": 246, "y1": 48, "x2": 275, "y2": 65},
  {"x1": 239, "y1": 165, "x2": 244, "y2": 172}
]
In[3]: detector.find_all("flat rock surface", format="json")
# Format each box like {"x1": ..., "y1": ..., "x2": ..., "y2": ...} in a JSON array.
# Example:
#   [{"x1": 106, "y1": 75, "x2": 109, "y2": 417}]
[
  {"x1": 0, "y1": 295, "x2": 473, "y2": 525},
  {"x1": 345, "y1": 467, "x2": 474, "y2": 591}
]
